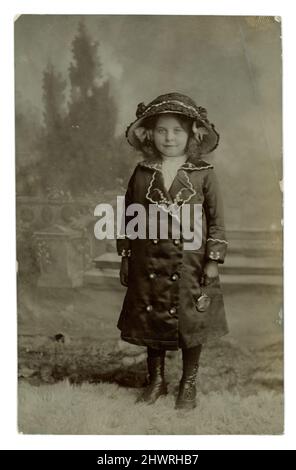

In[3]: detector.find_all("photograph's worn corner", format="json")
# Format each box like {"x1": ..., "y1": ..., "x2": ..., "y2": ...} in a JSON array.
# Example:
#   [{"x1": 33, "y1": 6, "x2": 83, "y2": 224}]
[
  {"x1": 15, "y1": 14, "x2": 283, "y2": 435},
  {"x1": 14, "y1": 14, "x2": 22, "y2": 23}
]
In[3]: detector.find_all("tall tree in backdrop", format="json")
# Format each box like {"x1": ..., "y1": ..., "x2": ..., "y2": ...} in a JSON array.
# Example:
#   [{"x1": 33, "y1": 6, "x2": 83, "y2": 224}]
[
  {"x1": 39, "y1": 63, "x2": 68, "y2": 191},
  {"x1": 66, "y1": 21, "x2": 117, "y2": 193},
  {"x1": 17, "y1": 20, "x2": 134, "y2": 197},
  {"x1": 15, "y1": 94, "x2": 43, "y2": 195}
]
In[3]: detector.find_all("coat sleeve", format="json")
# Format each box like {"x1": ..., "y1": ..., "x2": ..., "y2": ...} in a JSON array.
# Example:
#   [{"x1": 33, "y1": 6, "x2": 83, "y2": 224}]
[
  {"x1": 116, "y1": 167, "x2": 137, "y2": 257},
  {"x1": 203, "y1": 168, "x2": 228, "y2": 264}
]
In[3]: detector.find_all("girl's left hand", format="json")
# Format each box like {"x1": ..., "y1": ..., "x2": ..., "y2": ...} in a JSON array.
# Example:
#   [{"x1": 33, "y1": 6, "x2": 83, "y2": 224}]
[
  {"x1": 203, "y1": 260, "x2": 219, "y2": 279},
  {"x1": 120, "y1": 257, "x2": 129, "y2": 287}
]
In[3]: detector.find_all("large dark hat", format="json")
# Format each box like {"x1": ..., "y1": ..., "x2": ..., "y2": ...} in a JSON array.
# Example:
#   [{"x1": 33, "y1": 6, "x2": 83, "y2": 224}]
[{"x1": 126, "y1": 92, "x2": 220, "y2": 154}]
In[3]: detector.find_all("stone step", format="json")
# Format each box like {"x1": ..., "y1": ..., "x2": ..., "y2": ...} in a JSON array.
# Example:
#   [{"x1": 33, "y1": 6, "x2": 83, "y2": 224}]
[
  {"x1": 93, "y1": 252, "x2": 282, "y2": 275},
  {"x1": 83, "y1": 267, "x2": 282, "y2": 287},
  {"x1": 94, "y1": 252, "x2": 121, "y2": 269},
  {"x1": 83, "y1": 268, "x2": 124, "y2": 290},
  {"x1": 88, "y1": 240, "x2": 283, "y2": 287}
]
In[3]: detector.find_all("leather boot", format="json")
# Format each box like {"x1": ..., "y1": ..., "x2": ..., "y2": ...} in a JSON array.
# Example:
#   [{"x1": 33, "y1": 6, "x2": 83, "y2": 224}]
[
  {"x1": 175, "y1": 345, "x2": 202, "y2": 410},
  {"x1": 136, "y1": 348, "x2": 168, "y2": 404}
]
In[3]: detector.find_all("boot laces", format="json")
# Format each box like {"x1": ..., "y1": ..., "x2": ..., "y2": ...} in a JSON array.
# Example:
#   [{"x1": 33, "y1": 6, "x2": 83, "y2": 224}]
[{"x1": 181, "y1": 364, "x2": 199, "y2": 399}]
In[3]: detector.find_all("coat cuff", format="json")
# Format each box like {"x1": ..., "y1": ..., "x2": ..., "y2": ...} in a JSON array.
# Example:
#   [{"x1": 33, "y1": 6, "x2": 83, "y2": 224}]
[
  {"x1": 116, "y1": 237, "x2": 131, "y2": 257},
  {"x1": 206, "y1": 238, "x2": 228, "y2": 264}
]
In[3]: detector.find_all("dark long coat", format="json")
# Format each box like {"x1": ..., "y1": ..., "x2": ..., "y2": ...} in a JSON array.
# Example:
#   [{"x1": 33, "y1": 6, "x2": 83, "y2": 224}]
[{"x1": 116, "y1": 155, "x2": 229, "y2": 350}]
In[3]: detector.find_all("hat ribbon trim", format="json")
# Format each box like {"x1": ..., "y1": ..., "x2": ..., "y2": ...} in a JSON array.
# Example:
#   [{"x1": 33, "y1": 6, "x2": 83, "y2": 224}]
[{"x1": 141, "y1": 100, "x2": 201, "y2": 118}]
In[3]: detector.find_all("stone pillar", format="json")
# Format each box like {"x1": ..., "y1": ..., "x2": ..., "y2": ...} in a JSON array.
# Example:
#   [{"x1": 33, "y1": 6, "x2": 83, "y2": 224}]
[{"x1": 34, "y1": 224, "x2": 89, "y2": 288}]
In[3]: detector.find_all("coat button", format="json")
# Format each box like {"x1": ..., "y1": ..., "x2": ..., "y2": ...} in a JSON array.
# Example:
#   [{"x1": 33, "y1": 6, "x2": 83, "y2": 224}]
[
  {"x1": 173, "y1": 239, "x2": 180, "y2": 245},
  {"x1": 146, "y1": 305, "x2": 153, "y2": 312},
  {"x1": 169, "y1": 307, "x2": 176, "y2": 315},
  {"x1": 152, "y1": 239, "x2": 159, "y2": 244},
  {"x1": 149, "y1": 273, "x2": 156, "y2": 279},
  {"x1": 171, "y1": 273, "x2": 179, "y2": 281},
  {"x1": 210, "y1": 250, "x2": 220, "y2": 260}
]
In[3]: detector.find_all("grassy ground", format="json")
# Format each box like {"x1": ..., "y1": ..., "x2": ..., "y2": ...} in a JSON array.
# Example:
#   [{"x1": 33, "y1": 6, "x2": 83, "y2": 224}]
[
  {"x1": 17, "y1": 282, "x2": 283, "y2": 434},
  {"x1": 18, "y1": 380, "x2": 283, "y2": 435}
]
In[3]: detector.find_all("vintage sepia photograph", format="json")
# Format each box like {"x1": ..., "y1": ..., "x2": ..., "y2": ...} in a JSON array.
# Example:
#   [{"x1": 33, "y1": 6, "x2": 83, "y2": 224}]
[{"x1": 15, "y1": 15, "x2": 283, "y2": 435}]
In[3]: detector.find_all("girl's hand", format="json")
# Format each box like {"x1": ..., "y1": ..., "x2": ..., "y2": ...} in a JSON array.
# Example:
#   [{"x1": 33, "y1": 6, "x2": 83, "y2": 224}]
[
  {"x1": 203, "y1": 260, "x2": 219, "y2": 279},
  {"x1": 120, "y1": 257, "x2": 129, "y2": 287},
  {"x1": 192, "y1": 122, "x2": 208, "y2": 143}
]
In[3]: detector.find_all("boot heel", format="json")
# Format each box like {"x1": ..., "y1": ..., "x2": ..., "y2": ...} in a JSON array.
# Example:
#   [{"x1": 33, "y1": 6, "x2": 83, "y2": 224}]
[
  {"x1": 135, "y1": 352, "x2": 167, "y2": 405},
  {"x1": 175, "y1": 380, "x2": 197, "y2": 410},
  {"x1": 135, "y1": 379, "x2": 168, "y2": 404}
]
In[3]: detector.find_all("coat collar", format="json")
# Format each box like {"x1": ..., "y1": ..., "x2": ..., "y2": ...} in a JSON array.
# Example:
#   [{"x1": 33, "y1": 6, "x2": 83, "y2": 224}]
[
  {"x1": 137, "y1": 156, "x2": 213, "y2": 172},
  {"x1": 138, "y1": 156, "x2": 212, "y2": 216}
]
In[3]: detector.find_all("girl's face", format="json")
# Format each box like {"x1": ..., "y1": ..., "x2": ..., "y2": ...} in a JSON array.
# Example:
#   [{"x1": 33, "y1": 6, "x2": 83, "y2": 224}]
[{"x1": 152, "y1": 115, "x2": 190, "y2": 158}]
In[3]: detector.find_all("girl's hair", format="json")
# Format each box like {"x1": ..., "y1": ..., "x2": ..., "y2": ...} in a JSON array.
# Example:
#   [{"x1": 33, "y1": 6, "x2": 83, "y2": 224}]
[{"x1": 138, "y1": 113, "x2": 203, "y2": 160}]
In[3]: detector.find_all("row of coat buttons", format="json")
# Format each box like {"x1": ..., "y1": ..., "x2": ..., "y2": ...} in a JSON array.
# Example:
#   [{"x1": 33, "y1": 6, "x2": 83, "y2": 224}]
[
  {"x1": 149, "y1": 273, "x2": 179, "y2": 281},
  {"x1": 152, "y1": 239, "x2": 181, "y2": 245},
  {"x1": 146, "y1": 305, "x2": 177, "y2": 315}
]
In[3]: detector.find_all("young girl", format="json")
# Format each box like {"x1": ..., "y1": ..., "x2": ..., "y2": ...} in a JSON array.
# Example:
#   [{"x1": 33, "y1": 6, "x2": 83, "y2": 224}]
[{"x1": 116, "y1": 92, "x2": 228, "y2": 410}]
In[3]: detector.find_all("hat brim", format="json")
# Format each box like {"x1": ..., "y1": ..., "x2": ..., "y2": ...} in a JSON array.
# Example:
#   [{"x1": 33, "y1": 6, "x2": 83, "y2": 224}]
[{"x1": 126, "y1": 111, "x2": 219, "y2": 155}]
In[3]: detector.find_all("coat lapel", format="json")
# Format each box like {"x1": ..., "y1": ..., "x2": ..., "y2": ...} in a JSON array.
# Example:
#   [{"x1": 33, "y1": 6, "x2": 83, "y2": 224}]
[
  {"x1": 146, "y1": 169, "x2": 174, "y2": 205},
  {"x1": 168, "y1": 170, "x2": 196, "y2": 206},
  {"x1": 138, "y1": 156, "x2": 213, "y2": 215}
]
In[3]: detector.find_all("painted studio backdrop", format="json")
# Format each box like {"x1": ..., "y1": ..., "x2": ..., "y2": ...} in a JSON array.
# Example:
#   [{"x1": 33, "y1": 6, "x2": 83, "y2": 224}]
[{"x1": 15, "y1": 15, "x2": 283, "y2": 434}]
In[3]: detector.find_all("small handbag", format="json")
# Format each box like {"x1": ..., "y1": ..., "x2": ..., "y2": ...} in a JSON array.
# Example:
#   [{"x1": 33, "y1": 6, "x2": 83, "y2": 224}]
[{"x1": 194, "y1": 274, "x2": 219, "y2": 312}]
